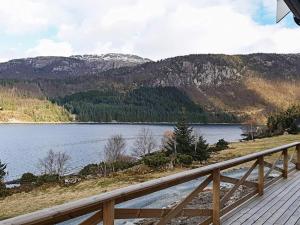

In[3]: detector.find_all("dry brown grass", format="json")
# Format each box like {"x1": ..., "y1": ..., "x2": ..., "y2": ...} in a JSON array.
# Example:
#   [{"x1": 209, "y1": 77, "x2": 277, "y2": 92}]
[
  {"x1": 212, "y1": 134, "x2": 300, "y2": 168},
  {"x1": 0, "y1": 87, "x2": 71, "y2": 122},
  {"x1": 0, "y1": 134, "x2": 299, "y2": 220},
  {"x1": 0, "y1": 168, "x2": 185, "y2": 220},
  {"x1": 245, "y1": 77, "x2": 300, "y2": 110}
]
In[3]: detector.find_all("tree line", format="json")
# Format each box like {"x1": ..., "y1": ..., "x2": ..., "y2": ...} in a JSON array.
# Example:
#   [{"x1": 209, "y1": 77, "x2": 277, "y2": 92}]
[
  {"x1": 53, "y1": 87, "x2": 237, "y2": 123},
  {"x1": 267, "y1": 105, "x2": 300, "y2": 135},
  {"x1": 241, "y1": 105, "x2": 300, "y2": 141}
]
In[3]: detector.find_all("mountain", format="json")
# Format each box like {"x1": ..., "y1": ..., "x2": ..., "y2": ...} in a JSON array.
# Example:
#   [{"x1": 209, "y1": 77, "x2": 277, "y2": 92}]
[
  {"x1": 0, "y1": 53, "x2": 299, "y2": 123},
  {"x1": 90, "y1": 53, "x2": 300, "y2": 122},
  {"x1": 0, "y1": 53, "x2": 151, "y2": 79}
]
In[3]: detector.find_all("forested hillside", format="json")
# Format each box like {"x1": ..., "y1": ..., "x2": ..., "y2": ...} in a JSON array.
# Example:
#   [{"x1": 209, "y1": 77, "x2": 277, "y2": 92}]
[
  {"x1": 0, "y1": 53, "x2": 300, "y2": 123},
  {"x1": 54, "y1": 87, "x2": 237, "y2": 123},
  {"x1": 0, "y1": 84, "x2": 71, "y2": 122}
]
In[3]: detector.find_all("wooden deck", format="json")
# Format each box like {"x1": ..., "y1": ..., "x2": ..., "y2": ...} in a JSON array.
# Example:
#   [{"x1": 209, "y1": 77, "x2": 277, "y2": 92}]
[
  {"x1": 222, "y1": 170, "x2": 300, "y2": 225},
  {"x1": 1, "y1": 142, "x2": 300, "y2": 225}
]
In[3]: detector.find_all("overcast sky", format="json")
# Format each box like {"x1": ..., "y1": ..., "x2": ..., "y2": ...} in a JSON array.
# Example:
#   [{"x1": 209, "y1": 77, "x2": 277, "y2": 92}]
[{"x1": 0, "y1": 0, "x2": 299, "y2": 62}]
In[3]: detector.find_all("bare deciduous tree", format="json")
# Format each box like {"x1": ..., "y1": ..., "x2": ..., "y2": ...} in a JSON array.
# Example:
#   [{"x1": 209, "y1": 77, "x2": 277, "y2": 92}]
[
  {"x1": 104, "y1": 135, "x2": 126, "y2": 163},
  {"x1": 161, "y1": 130, "x2": 174, "y2": 149},
  {"x1": 132, "y1": 128, "x2": 157, "y2": 157},
  {"x1": 38, "y1": 150, "x2": 56, "y2": 175},
  {"x1": 56, "y1": 152, "x2": 71, "y2": 176},
  {"x1": 242, "y1": 119, "x2": 259, "y2": 141},
  {"x1": 38, "y1": 150, "x2": 71, "y2": 177}
]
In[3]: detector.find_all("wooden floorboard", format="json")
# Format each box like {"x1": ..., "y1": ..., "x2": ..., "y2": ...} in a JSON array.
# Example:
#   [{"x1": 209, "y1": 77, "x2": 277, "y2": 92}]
[
  {"x1": 249, "y1": 182, "x2": 300, "y2": 224},
  {"x1": 221, "y1": 172, "x2": 300, "y2": 223},
  {"x1": 222, "y1": 174, "x2": 298, "y2": 224},
  {"x1": 274, "y1": 196, "x2": 300, "y2": 224},
  {"x1": 285, "y1": 205, "x2": 300, "y2": 225},
  {"x1": 222, "y1": 171, "x2": 300, "y2": 225},
  {"x1": 236, "y1": 176, "x2": 300, "y2": 224}
]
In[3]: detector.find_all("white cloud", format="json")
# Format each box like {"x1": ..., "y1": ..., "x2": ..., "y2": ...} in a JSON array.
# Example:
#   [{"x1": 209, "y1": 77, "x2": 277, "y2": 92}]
[
  {"x1": 0, "y1": 1, "x2": 50, "y2": 34},
  {"x1": 26, "y1": 39, "x2": 73, "y2": 57},
  {"x1": 0, "y1": 0, "x2": 299, "y2": 61}
]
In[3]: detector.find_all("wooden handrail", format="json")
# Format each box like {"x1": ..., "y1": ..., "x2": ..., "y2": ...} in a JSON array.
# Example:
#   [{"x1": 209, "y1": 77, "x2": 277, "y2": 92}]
[{"x1": 1, "y1": 142, "x2": 300, "y2": 225}]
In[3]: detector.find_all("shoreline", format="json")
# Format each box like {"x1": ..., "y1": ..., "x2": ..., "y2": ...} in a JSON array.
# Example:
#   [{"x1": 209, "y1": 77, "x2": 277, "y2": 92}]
[
  {"x1": 0, "y1": 121, "x2": 243, "y2": 126},
  {"x1": 1, "y1": 134, "x2": 300, "y2": 220}
]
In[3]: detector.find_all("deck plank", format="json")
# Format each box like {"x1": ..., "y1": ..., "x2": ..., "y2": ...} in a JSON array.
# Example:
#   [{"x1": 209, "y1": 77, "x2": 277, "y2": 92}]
[
  {"x1": 222, "y1": 171, "x2": 300, "y2": 225},
  {"x1": 258, "y1": 190, "x2": 300, "y2": 225},
  {"x1": 273, "y1": 196, "x2": 300, "y2": 225},
  {"x1": 236, "y1": 178, "x2": 300, "y2": 224},
  {"x1": 248, "y1": 182, "x2": 300, "y2": 224},
  {"x1": 285, "y1": 205, "x2": 300, "y2": 225},
  {"x1": 221, "y1": 172, "x2": 299, "y2": 223}
]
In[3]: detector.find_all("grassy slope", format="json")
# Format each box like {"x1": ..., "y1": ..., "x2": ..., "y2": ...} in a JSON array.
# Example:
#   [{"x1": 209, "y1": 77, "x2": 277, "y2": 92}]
[
  {"x1": 243, "y1": 77, "x2": 300, "y2": 123},
  {"x1": 0, "y1": 87, "x2": 71, "y2": 122},
  {"x1": 186, "y1": 77, "x2": 300, "y2": 124},
  {"x1": 1, "y1": 134, "x2": 300, "y2": 220}
]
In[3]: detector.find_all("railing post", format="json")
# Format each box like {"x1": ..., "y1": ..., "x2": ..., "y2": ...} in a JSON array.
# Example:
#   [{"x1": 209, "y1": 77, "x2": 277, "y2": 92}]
[
  {"x1": 296, "y1": 144, "x2": 300, "y2": 170},
  {"x1": 283, "y1": 149, "x2": 288, "y2": 178},
  {"x1": 258, "y1": 156, "x2": 264, "y2": 196},
  {"x1": 103, "y1": 200, "x2": 115, "y2": 225},
  {"x1": 212, "y1": 169, "x2": 220, "y2": 225}
]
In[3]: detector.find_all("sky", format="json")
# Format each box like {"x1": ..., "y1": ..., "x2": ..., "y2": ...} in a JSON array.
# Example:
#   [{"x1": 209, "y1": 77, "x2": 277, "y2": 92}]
[{"x1": 0, "y1": 0, "x2": 299, "y2": 62}]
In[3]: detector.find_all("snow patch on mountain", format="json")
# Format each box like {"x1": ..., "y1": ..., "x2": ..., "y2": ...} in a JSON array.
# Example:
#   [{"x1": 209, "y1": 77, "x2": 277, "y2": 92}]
[{"x1": 71, "y1": 53, "x2": 152, "y2": 64}]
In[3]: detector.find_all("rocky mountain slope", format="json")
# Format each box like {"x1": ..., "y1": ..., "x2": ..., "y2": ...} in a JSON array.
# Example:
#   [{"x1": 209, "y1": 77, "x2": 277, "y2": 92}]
[
  {"x1": 0, "y1": 53, "x2": 151, "y2": 79},
  {"x1": 0, "y1": 53, "x2": 299, "y2": 123}
]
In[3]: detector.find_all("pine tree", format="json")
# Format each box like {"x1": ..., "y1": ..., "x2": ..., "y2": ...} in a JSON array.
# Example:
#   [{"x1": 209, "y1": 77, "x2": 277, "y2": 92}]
[
  {"x1": 165, "y1": 109, "x2": 195, "y2": 155},
  {"x1": 193, "y1": 136, "x2": 210, "y2": 161},
  {"x1": 0, "y1": 160, "x2": 7, "y2": 181}
]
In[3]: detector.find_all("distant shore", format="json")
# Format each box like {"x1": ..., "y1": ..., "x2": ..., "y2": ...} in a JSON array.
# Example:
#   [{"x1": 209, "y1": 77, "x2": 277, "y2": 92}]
[{"x1": 0, "y1": 121, "x2": 243, "y2": 125}]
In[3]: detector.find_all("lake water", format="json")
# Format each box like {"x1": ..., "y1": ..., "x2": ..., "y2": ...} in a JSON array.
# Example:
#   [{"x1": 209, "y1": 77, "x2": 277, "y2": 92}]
[{"x1": 0, "y1": 124, "x2": 243, "y2": 181}]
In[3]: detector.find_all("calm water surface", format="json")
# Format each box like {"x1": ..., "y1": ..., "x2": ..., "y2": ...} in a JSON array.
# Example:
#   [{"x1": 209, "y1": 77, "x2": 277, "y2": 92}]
[{"x1": 0, "y1": 124, "x2": 243, "y2": 181}]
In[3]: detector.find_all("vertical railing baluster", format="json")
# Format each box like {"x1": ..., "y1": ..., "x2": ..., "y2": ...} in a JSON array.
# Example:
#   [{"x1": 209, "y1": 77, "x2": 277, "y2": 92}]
[
  {"x1": 258, "y1": 157, "x2": 264, "y2": 196},
  {"x1": 103, "y1": 200, "x2": 115, "y2": 225},
  {"x1": 283, "y1": 149, "x2": 288, "y2": 178},
  {"x1": 296, "y1": 144, "x2": 300, "y2": 170},
  {"x1": 212, "y1": 169, "x2": 220, "y2": 225}
]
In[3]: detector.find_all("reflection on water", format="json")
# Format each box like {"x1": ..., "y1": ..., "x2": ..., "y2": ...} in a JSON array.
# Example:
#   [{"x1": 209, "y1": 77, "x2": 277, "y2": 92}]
[{"x1": 0, "y1": 124, "x2": 243, "y2": 181}]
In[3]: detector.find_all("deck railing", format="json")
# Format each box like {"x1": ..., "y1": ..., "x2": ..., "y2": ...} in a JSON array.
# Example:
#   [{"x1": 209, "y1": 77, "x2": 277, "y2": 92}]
[{"x1": 1, "y1": 142, "x2": 300, "y2": 225}]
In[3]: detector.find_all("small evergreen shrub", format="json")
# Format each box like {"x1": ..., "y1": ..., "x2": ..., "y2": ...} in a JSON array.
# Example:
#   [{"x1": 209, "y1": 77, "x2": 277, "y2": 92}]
[
  {"x1": 176, "y1": 154, "x2": 193, "y2": 166},
  {"x1": 20, "y1": 173, "x2": 37, "y2": 185},
  {"x1": 214, "y1": 139, "x2": 229, "y2": 151},
  {"x1": 79, "y1": 164, "x2": 100, "y2": 176},
  {"x1": 288, "y1": 122, "x2": 299, "y2": 134},
  {"x1": 0, "y1": 183, "x2": 8, "y2": 198},
  {"x1": 79, "y1": 160, "x2": 136, "y2": 177},
  {"x1": 37, "y1": 174, "x2": 59, "y2": 185},
  {"x1": 143, "y1": 152, "x2": 170, "y2": 169},
  {"x1": 111, "y1": 160, "x2": 136, "y2": 171}
]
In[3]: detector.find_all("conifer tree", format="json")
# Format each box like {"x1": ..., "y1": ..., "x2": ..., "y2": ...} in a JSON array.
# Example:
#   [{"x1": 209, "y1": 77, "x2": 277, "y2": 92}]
[
  {"x1": 193, "y1": 136, "x2": 210, "y2": 161},
  {"x1": 0, "y1": 160, "x2": 8, "y2": 197},
  {"x1": 165, "y1": 109, "x2": 211, "y2": 161},
  {"x1": 0, "y1": 160, "x2": 7, "y2": 181},
  {"x1": 165, "y1": 109, "x2": 195, "y2": 155}
]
